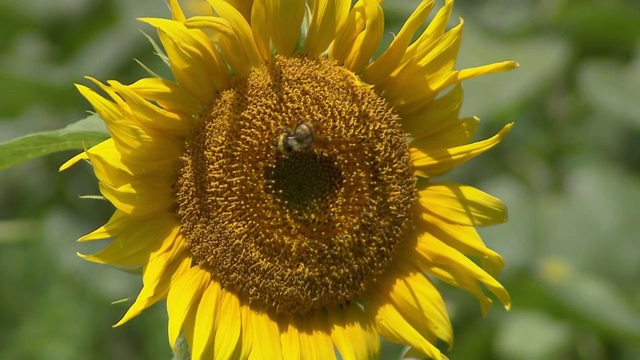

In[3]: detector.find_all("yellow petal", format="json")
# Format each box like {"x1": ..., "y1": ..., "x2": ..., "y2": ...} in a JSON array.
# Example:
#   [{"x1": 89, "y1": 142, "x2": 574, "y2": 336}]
[
  {"x1": 181, "y1": 0, "x2": 214, "y2": 18},
  {"x1": 78, "y1": 213, "x2": 179, "y2": 266},
  {"x1": 106, "y1": 123, "x2": 183, "y2": 168},
  {"x1": 247, "y1": 310, "x2": 282, "y2": 359},
  {"x1": 95, "y1": 119, "x2": 151, "y2": 161},
  {"x1": 168, "y1": 0, "x2": 187, "y2": 22},
  {"x1": 77, "y1": 81, "x2": 185, "y2": 166},
  {"x1": 399, "y1": 0, "x2": 454, "y2": 69},
  {"x1": 268, "y1": 0, "x2": 305, "y2": 56},
  {"x1": 84, "y1": 76, "x2": 130, "y2": 112},
  {"x1": 329, "y1": 304, "x2": 380, "y2": 360},
  {"x1": 127, "y1": 77, "x2": 203, "y2": 116},
  {"x1": 411, "y1": 116, "x2": 479, "y2": 152},
  {"x1": 305, "y1": 0, "x2": 351, "y2": 57},
  {"x1": 140, "y1": 18, "x2": 228, "y2": 102},
  {"x1": 384, "y1": 20, "x2": 463, "y2": 107},
  {"x1": 400, "y1": 83, "x2": 463, "y2": 137},
  {"x1": 299, "y1": 315, "x2": 336, "y2": 360},
  {"x1": 367, "y1": 297, "x2": 443, "y2": 360},
  {"x1": 343, "y1": 0, "x2": 384, "y2": 73},
  {"x1": 182, "y1": 15, "x2": 232, "y2": 36},
  {"x1": 191, "y1": 277, "x2": 221, "y2": 359},
  {"x1": 420, "y1": 258, "x2": 494, "y2": 314},
  {"x1": 450, "y1": 61, "x2": 520, "y2": 85},
  {"x1": 181, "y1": 294, "x2": 199, "y2": 355},
  {"x1": 402, "y1": 61, "x2": 519, "y2": 110},
  {"x1": 225, "y1": 0, "x2": 254, "y2": 22},
  {"x1": 75, "y1": 84, "x2": 123, "y2": 125},
  {"x1": 98, "y1": 180, "x2": 174, "y2": 217},
  {"x1": 279, "y1": 317, "x2": 301, "y2": 360},
  {"x1": 83, "y1": 139, "x2": 133, "y2": 188},
  {"x1": 411, "y1": 123, "x2": 512, "y2": 177},
  {"x1": 84, "y1": 134, "x2": 178, "y2": 187},
  {"x1": 167, "y1": 265, "x2": 210, "y2": 352},
  {"x1": 107, "y1": 80, "x2": 194, "y2": 136},
  {"x1": 237, "y1": 302, "x2": 254, "y2": 359},
  {"x1": 415, "y1": 61, "x2": 519, "y2": 104},
  {"x1": 206, "y1": 0, "x2": 263, "y2": 75},
  {"x1": 61, "y1": 122, "x2": 175, "y2": 187},
  {"x1": 418, "y1": 182, "x2": 508, "y2": 226},
  {"x1": 383, "y1": 261, "x2": 453, "y2": 347},
  {"x1": 333, "y1": 0, "x2": 351, "y2": 34},
  {"x1": 78, "y1": 209, "x2": 128, "y2": 241},
  {"x1": 250, "y1": 0, "x2": 271, "y2": 60},
  {"x1": 331, "y1": 0, "x2": 365, "y2": 66},
  {"x1": 415, "y1": 231, "x2": 511, "y2": 313},
  {"x1": 363, "y1": 0, "x2": 435, "y2": 85},
  {"x1": 214, "y1": 289, "x2": 242, "y2": 359},
  {"x1": 418, "y1": 212, "x2": 505, "y2": 274},
  {"x1": 182, "y1": 15, "x2": 248, "y2": 68},
  {"x1": 114, "y1": 239, "x2": 191, "y2": 326},
  {"x1": 59, "y1": 146, "x2": 90, "y2": 172}
]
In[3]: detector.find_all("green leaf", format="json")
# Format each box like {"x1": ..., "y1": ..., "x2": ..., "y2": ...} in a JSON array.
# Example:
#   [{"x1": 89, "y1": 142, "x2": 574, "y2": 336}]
[{"x1": 0, "y1": 115, "x2": 109, "y2": 171}]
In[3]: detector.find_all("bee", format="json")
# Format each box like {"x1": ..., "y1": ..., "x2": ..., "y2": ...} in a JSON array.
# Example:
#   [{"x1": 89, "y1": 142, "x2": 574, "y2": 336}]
[
  {"x1": 277, "y1": 120, "x2": 317, "y2": 154},
  {"x1": 276, "y1": 119, "x2": 363, "y2": 155}
]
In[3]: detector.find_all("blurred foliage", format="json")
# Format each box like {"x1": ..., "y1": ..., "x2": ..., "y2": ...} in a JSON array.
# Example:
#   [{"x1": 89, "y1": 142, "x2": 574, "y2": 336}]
[{"x1": 1, "y1": 0, "x2": 639, "y2": 359}]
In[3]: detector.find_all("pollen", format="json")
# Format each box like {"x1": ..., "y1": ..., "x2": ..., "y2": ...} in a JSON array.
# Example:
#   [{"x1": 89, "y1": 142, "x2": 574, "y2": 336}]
[{"x1": 176, "y1": 56, "x2": 416, "y2": 314}]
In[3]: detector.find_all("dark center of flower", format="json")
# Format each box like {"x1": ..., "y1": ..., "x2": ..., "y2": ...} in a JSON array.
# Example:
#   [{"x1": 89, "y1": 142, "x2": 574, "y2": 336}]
[
  {"x1": 177, "y1": 55, "x2": 416, "y2": 314},
  {"x1": 267, "y1": 151, "x2": 343, "y2": 224}
]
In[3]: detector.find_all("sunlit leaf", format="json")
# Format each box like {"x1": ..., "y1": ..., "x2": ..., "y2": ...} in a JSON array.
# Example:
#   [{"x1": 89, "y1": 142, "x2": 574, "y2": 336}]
[{"x1": 0, "y1": 115, "x2": 109, "y2": 171}]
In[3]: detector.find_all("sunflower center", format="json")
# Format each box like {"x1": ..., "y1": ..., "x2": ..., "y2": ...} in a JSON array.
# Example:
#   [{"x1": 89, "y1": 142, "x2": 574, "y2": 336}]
[
  {"x1": 177, "y1": 56, "x2": 416, "y2": 314},
  {"x1": 268, "y1": 151, "x2": 343, "y2": 224}
]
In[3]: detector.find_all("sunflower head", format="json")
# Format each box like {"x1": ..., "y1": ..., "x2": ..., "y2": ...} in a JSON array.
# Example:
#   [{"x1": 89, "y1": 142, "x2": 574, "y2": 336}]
[{"x1": 62, "y1": 0, "x2": 517, "y2": 359}]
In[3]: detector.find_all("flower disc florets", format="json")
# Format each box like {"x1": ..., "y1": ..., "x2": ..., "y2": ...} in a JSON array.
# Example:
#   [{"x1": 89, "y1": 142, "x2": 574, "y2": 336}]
[{"x1": 177, "y1": 56, "x2": 416, "y2": 314}]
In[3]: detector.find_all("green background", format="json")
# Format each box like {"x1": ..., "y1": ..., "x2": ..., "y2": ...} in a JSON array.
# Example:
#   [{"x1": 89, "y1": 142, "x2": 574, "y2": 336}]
[{"x1": 1, "y1": 0, "x2": 639, "y2": 359}]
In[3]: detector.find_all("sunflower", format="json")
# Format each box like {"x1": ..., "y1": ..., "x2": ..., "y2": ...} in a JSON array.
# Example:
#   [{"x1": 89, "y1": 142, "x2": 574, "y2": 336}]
[{"x1": 62, "y1": 0, "x2": 517, "y2": 358}]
